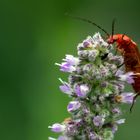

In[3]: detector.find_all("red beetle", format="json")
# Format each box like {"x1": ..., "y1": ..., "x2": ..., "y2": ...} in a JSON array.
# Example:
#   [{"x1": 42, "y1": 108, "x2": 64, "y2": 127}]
[{"x1": 71, "y1": 16, "x2": 140, "y2": 111}]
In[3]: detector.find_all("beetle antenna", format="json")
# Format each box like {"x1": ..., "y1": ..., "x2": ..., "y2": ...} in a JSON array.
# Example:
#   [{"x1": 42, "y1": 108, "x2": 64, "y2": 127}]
[
  {"x1": 65, "y1": 13, "x2": 110, "y2": 37},
  {"x1": 112, "y1": 18, "x2": 116, "y2": 36}
]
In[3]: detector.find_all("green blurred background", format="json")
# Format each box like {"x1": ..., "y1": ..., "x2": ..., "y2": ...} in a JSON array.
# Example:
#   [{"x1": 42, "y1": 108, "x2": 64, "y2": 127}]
[{"x1": 1, "y1": 0, "x2": 140, "y2": 140}]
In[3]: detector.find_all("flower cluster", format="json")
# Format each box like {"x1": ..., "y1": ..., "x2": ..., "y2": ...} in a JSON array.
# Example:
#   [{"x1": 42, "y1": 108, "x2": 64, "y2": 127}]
[{"x1": 49, "y1": 33, "x2": 135, "y2": 140}]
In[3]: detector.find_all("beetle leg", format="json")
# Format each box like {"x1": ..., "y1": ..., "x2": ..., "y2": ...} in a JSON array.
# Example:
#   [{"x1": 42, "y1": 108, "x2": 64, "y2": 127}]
[
  {"x1": 117, "y1": 57, "x2": 132, "y2": 68},
  {"x1": 130, "y1": 94, "x2": 139, "y2": 113},
  {"x1": 117, "y1": 62, "x2": 125, "y2": 68}
]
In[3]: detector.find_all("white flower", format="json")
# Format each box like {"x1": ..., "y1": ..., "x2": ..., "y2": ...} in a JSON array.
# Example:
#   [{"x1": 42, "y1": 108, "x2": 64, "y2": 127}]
[
  {"x1": 116, "y1": 119, "x2": 125, "y2": 124},
  {"x1": 48, "y1": 137, "x2": 57, "y2": 140}
]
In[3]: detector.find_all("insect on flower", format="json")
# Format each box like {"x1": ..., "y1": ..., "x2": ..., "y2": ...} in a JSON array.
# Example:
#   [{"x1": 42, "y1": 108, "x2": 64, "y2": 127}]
[{"x1": 68, "y1": 15, "x2": 140, "y2": 112}]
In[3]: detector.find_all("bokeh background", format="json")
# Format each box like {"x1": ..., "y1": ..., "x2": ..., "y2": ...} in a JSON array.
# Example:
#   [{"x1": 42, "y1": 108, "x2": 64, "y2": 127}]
[{"x1": 1, "y1": 0, "x2": 140, "y2": 140}]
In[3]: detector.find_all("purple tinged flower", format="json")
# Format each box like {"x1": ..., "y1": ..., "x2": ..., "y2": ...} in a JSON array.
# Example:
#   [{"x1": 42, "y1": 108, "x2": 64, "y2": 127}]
[
  {"x1": 88, "y1": 132, "x2": 96, "y2": 140},
  {"x1": 75, "y1": 84, "x2": 90, "y2": 98},
  {"x1": 88, "y1": 49, "x2": 99, "y2": 61},
  {"x1": 59, "y1": 78, "x2": 72, "y2": 95},
  {"x1": 59, "y1": 84, "x2": 71, "y2": 95},
  {"x1": 93, "y1": 115, "x2": 105, "y2": 127},
  {"x1": 100, "y1": 66, "x2": 109, "y2": 77},
  {"x1": 114, "y1": 56, "x2": 124, "y2": 64},
  {"x1": 108, "y1": 54, "x2": 124, "y2": 64},
  {"x1": 116, "y1": 56, "x2": 124, "y2": 64},
  {"x1": 58, "y1": 136, "x2": 71, "y2": 140},
  {"x1": 48, "y1": 123, "x2": 66, "y2": 133},
  {"x1": 82, "y1": 106, "x2": 90, "y2": 115},
  {"x1": 122, "y1": 92, "x2": 134, "y2": 104},
  {"x1": 112, "y1": 124, "x2": 118, "y2": 133},
  {"x1": 55, "y1": 55, "x2": 79, "y2": 73},
  {"x1": 115, "y1": 69, "x2": 124, "y2": 76},
  {"x1": 83, "y1": 41, "x2": 92, "y2": 48},
  {"x1": 104, "y1": 63, "x2": 117, "y2": 72},
  {"x1": 66, "y1": 123, "x2": 78, "y2": 136},
  {"x1": 116, "y1": 71, "x2": 135, "y2": 84},
  {"x1": 60, "y1": 62, "x2": 76, "y2": 73},
  {"x1": 82, "y1": 36, "x2": 94, "y2": 48},
  {"x1": 63, "y1": 55, "x2": 79, "y2": 66},
  {"x1": 117, "y1": 83, "x2": 125, "y2": 91},
  {"x1": 58, "y1": 136, "x2": 65, "y2": 140},
  {"x1": 115, "y1": 119, "x2": 125, "y2": 124},
  {"x1": 112, "y1": 108, "x2": 121, "y2": 114},
  {"x1": 110, "y1": 64, "x2": 117, "y2": 72},
  {"x1": 116, "y1": 92, "x2": 135, "y2": 104},
  {"x1": 67, "y1": 101, "x2": 81, "y2": 112},
  {"x1": 78, "y1": 50, "x2": 89, "y2": 58},
  {"x1": 83, "y1": 64, "x2": 92, "y2": 73}
]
